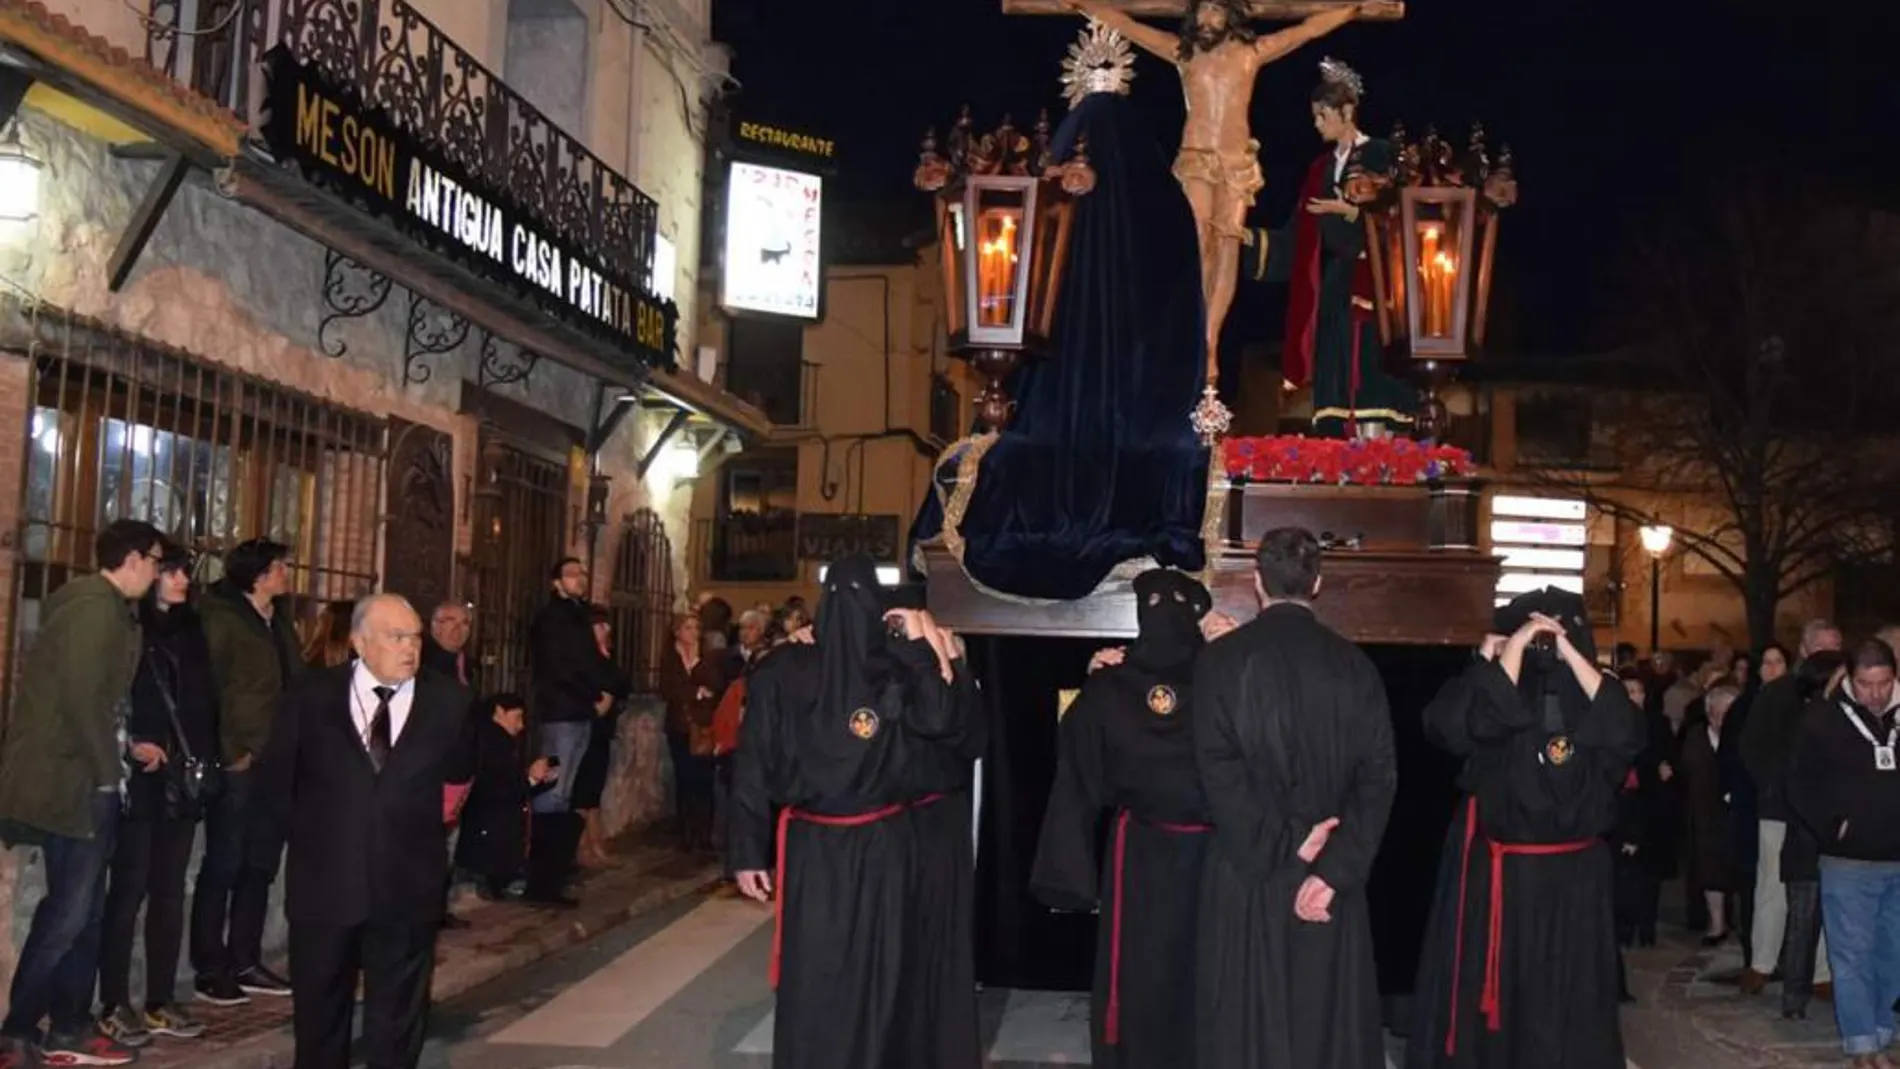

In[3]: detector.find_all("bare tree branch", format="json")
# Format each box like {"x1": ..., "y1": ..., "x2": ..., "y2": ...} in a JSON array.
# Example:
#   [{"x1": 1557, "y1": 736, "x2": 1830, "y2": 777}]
[{"x1": 1515, "y1": 169, "x2": 1900, "y2": 646}]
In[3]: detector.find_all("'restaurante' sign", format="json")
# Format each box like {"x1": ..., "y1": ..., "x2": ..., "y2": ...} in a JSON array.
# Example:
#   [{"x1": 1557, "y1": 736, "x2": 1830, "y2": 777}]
[{"x1": 260, "y1": 48, "x2": 676, "y2": 372}]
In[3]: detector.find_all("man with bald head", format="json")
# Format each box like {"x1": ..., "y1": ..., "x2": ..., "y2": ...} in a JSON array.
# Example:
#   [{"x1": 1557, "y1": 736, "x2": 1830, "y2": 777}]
[{"x1": 262, "y1": 594, "x2": 474, "y2": 1069}]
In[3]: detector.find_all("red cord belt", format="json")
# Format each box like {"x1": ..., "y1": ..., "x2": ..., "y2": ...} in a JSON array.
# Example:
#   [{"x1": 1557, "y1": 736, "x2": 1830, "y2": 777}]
[
  {"x1": 1444, "y1": 795, "x2": 1595, "y2": 1055},
  {"x1": 769, "y1": 793, "x2": 946, "y2": 988},
  {"x1": 1106, "y1": 808, "x2": 1211, "y2": 1046}
]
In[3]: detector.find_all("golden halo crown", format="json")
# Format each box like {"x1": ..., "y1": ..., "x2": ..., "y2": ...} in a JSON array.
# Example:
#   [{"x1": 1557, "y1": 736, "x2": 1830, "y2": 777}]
[
  {"x1": 1318, "y1": 55, "x2": 1365, "y2": 99},
  {"x1": 1060, "y1": 19, "x2": 1136, "y2": 107}
]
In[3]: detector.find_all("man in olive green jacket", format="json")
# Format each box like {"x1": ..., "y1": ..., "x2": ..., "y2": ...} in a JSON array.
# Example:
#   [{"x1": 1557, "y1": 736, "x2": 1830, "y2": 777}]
[
  {"x1": 190, "y1": 537, "x2": 305, "y2": 1004},
  {"x1": 0, "y1": 519, "x2": 162, "y2": 1064}
]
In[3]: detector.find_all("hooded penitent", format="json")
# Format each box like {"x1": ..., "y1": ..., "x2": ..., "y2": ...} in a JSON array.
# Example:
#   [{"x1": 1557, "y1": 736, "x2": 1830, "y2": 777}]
[
  {"x1": 811, "y1": 553, "x2": 898, "y2": 747},
  {"x1": 1493, "y1": 586, "x2": 1597, "y2": 737},
  {"x1": 1127, "y1": 569, "x2": 1212, "y2": 676}
]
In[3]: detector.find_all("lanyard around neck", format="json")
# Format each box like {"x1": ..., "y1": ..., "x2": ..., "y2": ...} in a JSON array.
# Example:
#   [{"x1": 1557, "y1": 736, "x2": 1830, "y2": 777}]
[{"x1": 1838, "y1": 700, "x2": 1897, "y2": 750}]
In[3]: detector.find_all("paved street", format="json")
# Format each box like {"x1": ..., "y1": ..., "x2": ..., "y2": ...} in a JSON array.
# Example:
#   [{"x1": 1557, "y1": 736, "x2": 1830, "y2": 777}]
[
  {"x1": 386, "y1": 892, "x2": 1848, "y2": 1069},
  {"x1": 110, "y1": 862, "x2": 1855, "y2": 1069}
]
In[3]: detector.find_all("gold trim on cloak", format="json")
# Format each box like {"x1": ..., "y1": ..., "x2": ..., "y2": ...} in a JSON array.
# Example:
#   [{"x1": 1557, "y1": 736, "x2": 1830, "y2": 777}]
[
  {"x1": 1312, "y1": 406, "x2": 1415, "y2": 423},
  {"x1": 922, "y1": 431, "x2": 1232, "y2": 606}
]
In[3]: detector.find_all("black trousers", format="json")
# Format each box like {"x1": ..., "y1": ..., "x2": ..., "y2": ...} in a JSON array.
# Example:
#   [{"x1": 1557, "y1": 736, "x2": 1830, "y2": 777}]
[
  {"x1": 288, "y1": 918, "x2": 437, "y2": 1069},
  {"x1": 191, "y1": 770, "x2": 284, "y2": 979},
  {"x1": 526, "y1": 813, "x2": 581, "y2": 899},
  {"x1": 99, "y1": 814, "x2": 198, "y2": 1008},
  {"x1": 1780, "y1": 879, "x2": 1826, "y2": 1017}
]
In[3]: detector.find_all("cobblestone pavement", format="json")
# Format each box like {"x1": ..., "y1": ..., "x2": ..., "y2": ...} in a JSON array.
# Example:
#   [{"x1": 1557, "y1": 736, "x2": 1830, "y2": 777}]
[{"x1": 1646, "y1": 935, "x2": 1847, "y2": 1068}]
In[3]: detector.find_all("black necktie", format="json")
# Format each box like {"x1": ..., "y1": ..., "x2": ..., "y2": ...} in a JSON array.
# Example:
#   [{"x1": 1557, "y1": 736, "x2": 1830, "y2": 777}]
[{"x1": 368, "y1": 685, "x2": 394, "y2": 773}]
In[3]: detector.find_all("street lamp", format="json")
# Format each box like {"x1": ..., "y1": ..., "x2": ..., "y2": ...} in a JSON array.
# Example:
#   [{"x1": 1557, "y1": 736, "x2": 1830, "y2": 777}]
[
  {"x1": 1638, "y1": 524, "x2": 1674, "y2": 653},
  {"x1": 1361, "y1": 124, "x2": 1517, "y2": 440},
  {"x1": 915, "y1": 108, "x2": 1088, "y2": 430}
]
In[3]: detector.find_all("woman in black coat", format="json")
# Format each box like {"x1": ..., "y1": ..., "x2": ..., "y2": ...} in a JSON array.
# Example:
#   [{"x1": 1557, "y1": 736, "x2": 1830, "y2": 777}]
[
  {"x1": 1613, "y1": 674, "x2": 1676, "y2": 948},
  {"x1": 457, "y1": 694, "x2": 558, "y2": 898},
  {"x1": 570, "y1": 606, "x2": 632, "y2": 868},
  {"x1": 1681, "y1": 682, "x2": 1743, "y2": 946},
  {"x1": 98, "y1": 543, "x2": 218, "y2": 1045}
]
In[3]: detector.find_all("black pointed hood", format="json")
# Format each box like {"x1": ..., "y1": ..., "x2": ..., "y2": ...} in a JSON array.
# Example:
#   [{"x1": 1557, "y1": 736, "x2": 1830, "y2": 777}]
[{"x1": 1127, "y1": 569, "x2": 1211, "y2": 675}]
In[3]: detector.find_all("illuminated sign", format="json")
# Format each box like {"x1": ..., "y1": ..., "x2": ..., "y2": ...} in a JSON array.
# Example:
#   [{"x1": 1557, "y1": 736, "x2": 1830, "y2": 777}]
[
  {"x1": 261, "y1": 49, "x2": 677, "y2": 370},
  {"x1": 1490, "y1": 493, "x2": 1590, "y2": 606},
  {"x1": 735, "y1": 121, "x2": 835, "y2": 160},
  {"x1": 722, "y1": 161, "x2": 823, "y2": 320}
]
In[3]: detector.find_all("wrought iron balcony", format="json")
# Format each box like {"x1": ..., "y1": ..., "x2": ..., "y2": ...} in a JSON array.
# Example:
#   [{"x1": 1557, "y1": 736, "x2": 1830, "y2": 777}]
[{"x1": 145, "y1": 0, "x2": 660, "y2": 294}]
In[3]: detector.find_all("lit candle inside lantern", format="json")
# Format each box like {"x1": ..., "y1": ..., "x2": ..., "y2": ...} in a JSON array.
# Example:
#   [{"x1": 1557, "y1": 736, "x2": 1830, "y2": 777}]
[
  {"x1": 1417, "y1": 224, "x2": 1459, "y2": 338},
  {"x1": 977, "y1": 213, "x2": 1019, "y2": 326},
  {"x1": 1432, "y1": 250, "x2": 1457, "y2": 339}
]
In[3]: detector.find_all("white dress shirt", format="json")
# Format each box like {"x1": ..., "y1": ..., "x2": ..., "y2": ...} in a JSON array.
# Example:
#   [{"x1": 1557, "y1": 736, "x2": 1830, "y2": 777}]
[
  {"x1": 350, "y1": 661, "x2": 417, "y2": 749},
  {"x1": 1333, "y1": 131, "x2": 1370, "y2": 185}
]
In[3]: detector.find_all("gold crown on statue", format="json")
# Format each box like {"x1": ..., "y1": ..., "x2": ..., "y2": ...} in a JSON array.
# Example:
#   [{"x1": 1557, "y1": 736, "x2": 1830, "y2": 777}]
[
  {"x1": 1318, "y1": 56, "x2": 1365, "y2": 99},
  {"x1": 1061, "y1": 19, "x2": 1136, "y2": 107}
]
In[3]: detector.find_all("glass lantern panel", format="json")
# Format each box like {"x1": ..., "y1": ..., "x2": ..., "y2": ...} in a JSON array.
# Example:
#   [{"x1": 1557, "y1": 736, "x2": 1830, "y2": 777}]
[
  {"x1": 971, "y1": 187, "x2": 1028, "y2": 329},
  {"x1": 1409, "y1": 197, "x2": 1470, "y2": 342},
  {"x1": 939, "y1": 201, "x2": 968, "y2": 337},
  {"x1": 1028, "y1": 194, "x2": 1072, "y2": 339}
]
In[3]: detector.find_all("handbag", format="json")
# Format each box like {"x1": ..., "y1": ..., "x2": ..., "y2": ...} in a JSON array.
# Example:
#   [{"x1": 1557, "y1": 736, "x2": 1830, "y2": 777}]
[
  {"x1": 147, "y1": 648, "x2": 225, "y2": 819},
  {"x1": 711, "y1": 677, "x2": 746, "y2": 756}
]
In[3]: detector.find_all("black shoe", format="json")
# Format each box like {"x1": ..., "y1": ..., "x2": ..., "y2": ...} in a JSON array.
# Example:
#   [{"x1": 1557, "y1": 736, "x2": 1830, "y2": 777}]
[
  {"x1": 235, "y1": 965, "x2": 292, "y2": 998},
  {"x1": 441, "y1": 914, "x2": 472, "y2": 931},
  {"x1": 524, "y1": 891, "x2": 579, "y2": 910},
  {"x1": 194, "y1": 975, "x2": 250, "y2": 1007}
]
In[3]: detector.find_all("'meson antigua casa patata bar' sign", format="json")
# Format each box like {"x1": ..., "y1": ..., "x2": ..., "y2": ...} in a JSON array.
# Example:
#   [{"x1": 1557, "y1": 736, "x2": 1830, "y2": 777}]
[{"x1": 260, "y1": 48, "x2": 677, "y2": 372}]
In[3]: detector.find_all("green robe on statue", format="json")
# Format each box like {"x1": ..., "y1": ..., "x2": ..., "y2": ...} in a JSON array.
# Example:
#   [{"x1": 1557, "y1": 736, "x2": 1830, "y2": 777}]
[{"x1": 1246, "y1": 138, "x2": 1415, "y2": 438}]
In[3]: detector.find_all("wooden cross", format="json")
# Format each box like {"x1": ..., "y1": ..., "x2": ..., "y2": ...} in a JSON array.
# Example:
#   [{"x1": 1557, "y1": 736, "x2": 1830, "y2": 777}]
[{"x1": 1001, "y1": 0, "x2": 1403, "y2": 19}]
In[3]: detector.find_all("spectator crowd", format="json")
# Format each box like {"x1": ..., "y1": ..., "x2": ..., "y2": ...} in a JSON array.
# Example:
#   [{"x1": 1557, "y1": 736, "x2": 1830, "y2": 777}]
[
  {"x1": 0, "y1": 520, "x2": 809, "y2": 1067},
  {"x1": 1607, "y1": 620, "x2": 1900, "y2": 1067}
]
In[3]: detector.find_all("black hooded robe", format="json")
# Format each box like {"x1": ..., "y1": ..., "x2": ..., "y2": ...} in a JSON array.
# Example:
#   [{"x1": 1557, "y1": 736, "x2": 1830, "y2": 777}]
[
  {"x1": 1031, "y1": 570, "x2": 1215, "y2": 1069},
  {"x1": 1406, "y1": 590, "x2": 1643, "y2": 1069},
  {"x1": 726, "y1": 556, "x2": 970, "y2": 1069},
  {"x1": 1193, "y1": 602, "x2": 1397, "y2": 1069},
  {"x1": 891, "y1": 652, "x2": 985, "y2": 1069}
]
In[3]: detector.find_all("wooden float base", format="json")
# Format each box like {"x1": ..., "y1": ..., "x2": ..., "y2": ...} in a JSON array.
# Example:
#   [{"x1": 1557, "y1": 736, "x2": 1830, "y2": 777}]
[{"x1": 921, "y1": 480, "x2": 1501, "y2": 646}]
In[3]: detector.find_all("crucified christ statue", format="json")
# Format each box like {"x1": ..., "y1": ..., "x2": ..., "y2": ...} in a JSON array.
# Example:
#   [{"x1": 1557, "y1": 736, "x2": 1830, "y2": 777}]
[{"x1": 1060, "y1": 0, "x2": 1390, "y2": 410}]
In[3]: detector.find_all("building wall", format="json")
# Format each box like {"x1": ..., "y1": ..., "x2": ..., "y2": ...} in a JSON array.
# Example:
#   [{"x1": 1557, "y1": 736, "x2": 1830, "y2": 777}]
[
  {"x1": 0, "y1": 0, "x2": 732, "y2": 988},
  {"x1": 1481, "y1": 384, "x2": 1835, "y2": 657},
  {"x1": 687, "y1": 258, "x2": 973, "y2": 609}
]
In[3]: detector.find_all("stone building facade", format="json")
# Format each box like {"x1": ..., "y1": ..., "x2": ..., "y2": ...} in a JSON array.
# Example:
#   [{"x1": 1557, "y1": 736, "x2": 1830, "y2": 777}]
[{"x1": 0, "y1": 0, "x2": 757, "y2": 994}]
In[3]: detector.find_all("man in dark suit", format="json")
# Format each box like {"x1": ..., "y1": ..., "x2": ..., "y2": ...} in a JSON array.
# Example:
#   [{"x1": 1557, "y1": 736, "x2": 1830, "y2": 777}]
[{"x1": 262, "y1": 594, "x2": 473, "y2": 1069}]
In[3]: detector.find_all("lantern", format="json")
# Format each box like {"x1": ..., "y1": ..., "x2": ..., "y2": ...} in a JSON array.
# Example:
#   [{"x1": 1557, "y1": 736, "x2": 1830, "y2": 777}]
[
  {"x1": 1364, "y1": 124, "x2": 1517, "y2": 440},
  {"x1": 917, "y1": 109, "x2": 1088, "y2": 429},
  {"x1": 0, "y1": 131, "x2": 43, "y2": 230}
]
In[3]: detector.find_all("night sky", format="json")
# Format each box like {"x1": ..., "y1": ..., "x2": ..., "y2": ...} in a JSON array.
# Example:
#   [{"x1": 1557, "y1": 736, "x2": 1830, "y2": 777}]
[{"x1": 711, "y1": 0, "x2": 1900, "y2": 357}]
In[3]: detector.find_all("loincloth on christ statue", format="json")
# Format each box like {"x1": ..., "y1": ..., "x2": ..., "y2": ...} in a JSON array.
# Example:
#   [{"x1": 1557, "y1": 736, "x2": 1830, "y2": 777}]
[{"x1": 1171, "y1": 139, "x2": 1267, "y2": 235}]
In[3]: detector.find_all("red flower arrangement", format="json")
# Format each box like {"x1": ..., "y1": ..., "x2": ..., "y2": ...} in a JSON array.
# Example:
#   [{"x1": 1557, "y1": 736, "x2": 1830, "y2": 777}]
[{"x1": 1221, "y1": 435, "x2": 1475, "y2": 486}]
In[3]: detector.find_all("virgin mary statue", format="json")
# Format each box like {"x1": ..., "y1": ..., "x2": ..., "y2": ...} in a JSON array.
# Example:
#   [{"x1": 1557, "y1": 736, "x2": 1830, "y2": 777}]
[{"x1": 909, "y1": 20, "x2": 1211, "y2": 602}]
